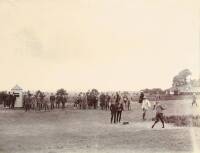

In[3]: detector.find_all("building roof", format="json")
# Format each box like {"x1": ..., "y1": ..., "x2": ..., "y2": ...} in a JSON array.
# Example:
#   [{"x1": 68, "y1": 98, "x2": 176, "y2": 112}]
[{"x1": 11, "y1": 85, "x2": 23, "y2": 91}]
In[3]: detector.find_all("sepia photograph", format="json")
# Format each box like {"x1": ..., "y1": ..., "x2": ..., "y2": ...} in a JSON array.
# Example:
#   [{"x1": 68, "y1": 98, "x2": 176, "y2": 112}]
[{"x1": 0, "y1": 0, "x2": 200, "y2": 153}]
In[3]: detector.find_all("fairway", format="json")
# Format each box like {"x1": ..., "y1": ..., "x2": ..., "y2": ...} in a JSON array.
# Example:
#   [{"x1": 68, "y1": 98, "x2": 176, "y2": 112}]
[{"x1": 0, "y1": 100, "x2": 200, "y2": 153}]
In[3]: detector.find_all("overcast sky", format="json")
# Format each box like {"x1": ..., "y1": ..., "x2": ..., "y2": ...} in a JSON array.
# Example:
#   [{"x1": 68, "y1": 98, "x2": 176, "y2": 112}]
[{"x1": 0, "y1": 0, "x2": 199, "y2": 92}]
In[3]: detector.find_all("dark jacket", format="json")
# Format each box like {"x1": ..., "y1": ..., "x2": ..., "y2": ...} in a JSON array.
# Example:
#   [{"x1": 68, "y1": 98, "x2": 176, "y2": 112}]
[
  {"x1": 115, "y1": 94, "x2": 121, "y2": 103},
  {"x1": 110, "y1": 104, "x2": 116, "y2": 113},
  {"x1": 139, "y1": 93, "x2": 144, "y2": 103},
  {"x1": 117, "y1": 103, "x2": 123, "y2": 112},
  {"x1": 50, "y1": 95, "x2": 55, "y2": 101}
]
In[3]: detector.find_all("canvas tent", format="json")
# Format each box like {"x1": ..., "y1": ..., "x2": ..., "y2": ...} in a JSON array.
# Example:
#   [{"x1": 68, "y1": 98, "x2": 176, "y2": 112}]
[{"x1": 11, "y1": 85, "x2": 23, "y2": 107}]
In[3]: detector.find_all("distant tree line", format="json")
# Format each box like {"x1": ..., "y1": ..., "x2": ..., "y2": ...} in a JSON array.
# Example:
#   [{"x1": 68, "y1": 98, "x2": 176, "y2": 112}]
[{"x1": 141, "y1": 88, "x2": 165, "y2": 95}]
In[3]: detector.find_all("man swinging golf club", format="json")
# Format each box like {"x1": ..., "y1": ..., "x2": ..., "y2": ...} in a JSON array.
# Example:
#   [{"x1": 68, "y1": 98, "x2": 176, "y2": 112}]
[{"x1": 152, "y1": 101, "x2": 165, "y2": 128}]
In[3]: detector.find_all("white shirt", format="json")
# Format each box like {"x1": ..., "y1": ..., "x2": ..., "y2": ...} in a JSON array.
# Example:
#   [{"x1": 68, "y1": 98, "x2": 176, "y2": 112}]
[{"x1": 142, "y1": 99, "x2": 151, "y2": 110}]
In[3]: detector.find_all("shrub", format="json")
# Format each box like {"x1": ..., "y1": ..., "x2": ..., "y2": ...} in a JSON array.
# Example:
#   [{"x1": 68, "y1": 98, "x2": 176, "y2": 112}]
[{"x1": 164, "y1": 115, "x2": 200, "y2": 127}]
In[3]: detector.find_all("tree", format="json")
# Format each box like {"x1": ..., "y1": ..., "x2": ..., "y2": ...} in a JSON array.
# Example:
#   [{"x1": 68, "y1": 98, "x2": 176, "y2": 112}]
[
  {"x1": 173, "y1": 75, "x2": 185, "y2": 86},
  {"x1": 142, "y1": 88, "x2": 150, "y2": 94},
  {"x1": 90, "y1": 89, "x2": 99, "y2": 96},
  {"x1": 35, "y1": 90, "x2": 42, "y2": 96},
  {"x1": 178, "y1": 69, "x2": 192, "y2": 78},
  {"x1": 141, "y1": 88, "x2": 164, "y2": 95},
  {"x1": 56, "y1": 88, "x2": 67, "y2": 96},
  {"x1": 151, "y1": 88, "x2": 165, "y2": 94},
  {"x1": 35, "y1": 90, "x2": 44, "y2": 98},
  {"x1": 173, "y1": 69, "x2": 192, "y2": 87}
]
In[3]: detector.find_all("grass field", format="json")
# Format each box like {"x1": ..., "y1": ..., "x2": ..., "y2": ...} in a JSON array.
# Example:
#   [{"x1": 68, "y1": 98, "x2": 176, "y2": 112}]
[{"x1": 0, "y1": 100, "x2": 200, "y2": 153}]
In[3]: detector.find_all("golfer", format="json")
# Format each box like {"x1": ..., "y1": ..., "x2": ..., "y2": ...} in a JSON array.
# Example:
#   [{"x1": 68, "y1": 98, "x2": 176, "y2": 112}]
[{"x1": 152, "y1": 101, "x2": 165, "y2": 128}]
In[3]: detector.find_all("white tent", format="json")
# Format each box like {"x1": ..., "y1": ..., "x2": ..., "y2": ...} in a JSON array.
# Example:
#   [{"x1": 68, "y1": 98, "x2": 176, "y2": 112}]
[{"x1": 11, "y1": 85, "x2": 23, "y2": 107}]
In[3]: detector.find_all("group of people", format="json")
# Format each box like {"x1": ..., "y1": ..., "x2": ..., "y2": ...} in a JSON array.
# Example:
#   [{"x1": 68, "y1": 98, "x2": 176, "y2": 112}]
[
  {"x1": 1, "y1": 90, "x2": 132, "y2": 113},
  {"x1": 1, "y1": 90, "x2": 165, "y2": 128},
  {"x1": 73, "y1": 92, "x2": 95, "y2": 110},
  {"x1": 1, "y1": 92, "x2": 16, "y2": 109},
  {"x1": 110, "y1": 92, "x2": 124, "y2": 123},
  {"x1": 100, "y1": 92, "x2": 131, "y2": 111},
  {"x1": 23, "y1": 93, "x2": 68, "y2": 112},
  {"x1": 1, "y1": 89, "x2": 199, "y2": 129},
  {"x1": 87, "y1": 91, "x2": 131, "y2": 124},
  {"x1": 73, "y1": 91, "x2": 131, "y2": 111}
]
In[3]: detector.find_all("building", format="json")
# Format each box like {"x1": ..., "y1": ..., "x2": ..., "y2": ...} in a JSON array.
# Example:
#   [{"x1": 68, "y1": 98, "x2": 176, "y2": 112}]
[
  {"x1": 166, "y1": 83, "x2": 200, "y2": 95},
  {"x1": 11, "y1": 85, "x2": 23, "y2": 107}
]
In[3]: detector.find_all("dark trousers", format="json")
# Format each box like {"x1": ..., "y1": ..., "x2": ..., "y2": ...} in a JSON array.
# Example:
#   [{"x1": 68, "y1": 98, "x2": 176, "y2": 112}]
[
  {"x1": 11, "y1": 101, "x2": 15, "y2": 109},
  {"x1": 56, "y1": 102, "x2": 60, "y2": 108},
  {"x1": 38, "y1": 103, "x2": 43, "y2": 111},
  {"x1": 62, "y1": 102, "x2": 65, "y2": 109},
  {"x1": 111, "y1": 112, "x2": 116, "y2": 123},
  {"x1": 100, "y1": 103, "x2": 104, "y2": 110},
  {"x1": 94, "y1": 102, "x2": 97, "y2": 109},
  {"x1": 105, "y1": 102, "x2": 109, "y2": 110},
  {"x1": 51, "y1": 103, "x2": 55, "y2": 109},
  {"x1": 3, "y1": 101, "x2": 6, "y2": 108},
  {"x1": 192, "y1": 101, "x2": 197, "y2": 107},
  {"x1": 37, "y1": 103, "x2": 39, "y2": 110},
  {"x1": 25, "y1": 104, "x2": 30, "y2": 112},
  {"x1": 117, "y1": 111, "x2": 122, "y2": 122},
  {"x1": 31, "y1": 103, "x2": 36, "y2": 111},
  {"x1": 43, "y1": 103, "x2": 49, "y2": 111},
  {"x1": 152, "y1": 113, "x2": 165, "y2": 128}
]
